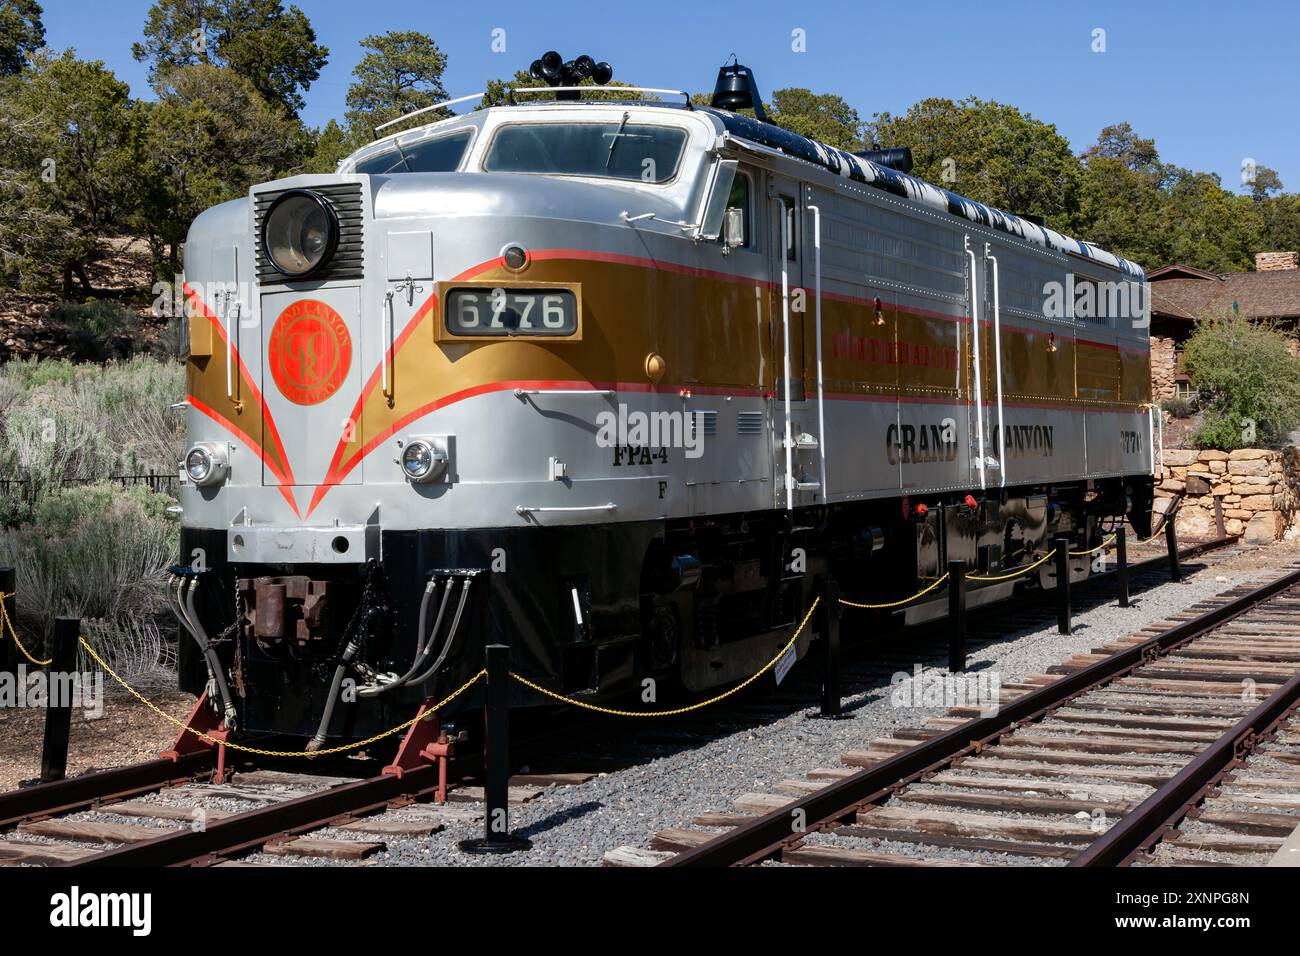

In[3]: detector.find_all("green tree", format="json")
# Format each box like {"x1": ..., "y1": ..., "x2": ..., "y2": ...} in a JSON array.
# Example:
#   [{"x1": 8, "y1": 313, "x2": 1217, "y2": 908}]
[
  {"x1": 0, "y1": 50, "x2": 141, "y2": 292},
  {"x1": 1182, "y1": 313, "x2": 1300, "y2": 449},
  {"x1": 136, "y1": 63, "x2": 300, "y2": 273},
  {"x1": 867, "y1": 97, "x2": 1086, "y2": 231},
  {"x1": 132, "y1": 0, "x2": 327, "y2": 115},
  {"x1": 767, "y1": 88, "x2": 865, "y2": 150},
  {"x1": 1078, "y1": 123, "x2": 1172, "y2": 268},
  {"x1": 1248, "y1": 166, "x2": 1284, "y2": 203},
  {"x1": 0, "y1": 0, "x2": 44, "y2": 75},
  {"x1": 1159, "y1": 169, "x2": 1260, "y2": 273},
  {"x1": 1258, "y1": 193, "x2": 1300, "y2": 261},
  {"x1": 344, "y1": 30, "x2": 448, "y2": 133},
  {"x1": 302, "y1": 118, "x2": 352, "y2": 174}
]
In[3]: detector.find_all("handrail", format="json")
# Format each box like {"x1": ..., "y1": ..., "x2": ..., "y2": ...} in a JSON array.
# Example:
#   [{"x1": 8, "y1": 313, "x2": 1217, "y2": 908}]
[
  {"x1": 372, "y1": 92, "x2": 487, "y2": 135},
  {"x1": 381, "y1": 290, "x2": 394, "y2": 397},
  {"x1": 510, "y1": 86, "x2": 691, "y2": 104},
  {"x1": 964, "y1": 236, "x2": 987, "y2": 491},
  {"x1": 986, "y1": 244, "x2": 1006, "y2": 488},
  {"x1": 776, "y1": 197, "x2": 794, "y2": 510},
  {"x1": 516, "y1": 503, "x2": 618, "y2": 515},
  {"x1": 808, "y1": 201, "x2": 827, "y2": 501},
  {"x1": 513, "y1": 388, "x2": 616, "y2": 397}
]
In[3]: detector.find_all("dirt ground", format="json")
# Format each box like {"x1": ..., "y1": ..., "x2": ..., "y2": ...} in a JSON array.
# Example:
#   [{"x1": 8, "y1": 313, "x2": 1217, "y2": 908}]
[
  {"x1": 0, "y1": 686, "x2": 196, "y2": 793},
  {"x1": 0, "y1": 539, "x2": 1294, "y2": 797}
]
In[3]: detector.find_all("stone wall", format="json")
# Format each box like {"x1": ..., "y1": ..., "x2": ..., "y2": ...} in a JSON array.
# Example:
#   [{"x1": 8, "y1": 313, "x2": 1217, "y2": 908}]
[
  {"x1": 1150, "y1": 334, "x2": 1178, "y2": 401},
  {"x1": 1255, "y1": 251, "x2": 1299, "y2": 272},
  {"x1": 1156, "y1": 447, "x2": 1300, "y2": 543}
]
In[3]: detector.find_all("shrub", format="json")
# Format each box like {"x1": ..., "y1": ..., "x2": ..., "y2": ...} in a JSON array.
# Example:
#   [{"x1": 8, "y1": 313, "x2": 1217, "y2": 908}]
[
  {"x1": 0, "y1": 483, "x2": 176, "y2": 646},
  {"x1": 0, "y1": 356, "x2": 185, "y2": 522},
  {"x1": 47, "y1": 300, "x2": 145, "y2": 361},
  {"x1": 1160, "y1": 396, "x2": 1196, "y2": 419},
  {"x1": 1181, "y1": 314, "x2": 1300, "y2": 450}
]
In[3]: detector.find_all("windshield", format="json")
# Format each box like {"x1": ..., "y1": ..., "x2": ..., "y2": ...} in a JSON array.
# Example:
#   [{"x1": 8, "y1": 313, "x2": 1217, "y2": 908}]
[
  {"x1": 354, "y1": 129, "x2": 473, "y2": 175},
  {"x1": 483, "y1": 121, "x2": 687, "y2": 183}
]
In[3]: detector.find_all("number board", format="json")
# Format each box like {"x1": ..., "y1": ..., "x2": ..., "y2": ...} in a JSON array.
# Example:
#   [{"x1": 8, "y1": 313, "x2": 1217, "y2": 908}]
[{"x1": 434, "y1": 280, "x2": 582, "y2": 342}]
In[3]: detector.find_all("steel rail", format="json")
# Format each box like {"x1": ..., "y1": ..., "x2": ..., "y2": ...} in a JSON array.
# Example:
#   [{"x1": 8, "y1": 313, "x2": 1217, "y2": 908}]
[
  {"x1": 0, "y1": 752, "x2": 215, "y2": 829},
  {"x1": 1071, "y1": 668, "x2": 1300, "y2": 867},
  {"x1": 664, "y1": 562, "x2": 1300, "y2": 867},
  {"x1": 67, "y1": 765, "x2": 441, "y2": 867}
]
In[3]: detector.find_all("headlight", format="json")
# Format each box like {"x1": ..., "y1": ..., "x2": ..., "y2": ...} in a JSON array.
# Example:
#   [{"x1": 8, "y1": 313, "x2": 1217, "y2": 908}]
[
  {"x1": 401, "y1": 437, "x2": 448, "y2": 484},
  {"x1": 262, "y1": 189, "x2": 338, "y2": 278},
  {"x1": 184, "y1": 443, "x2": 229, "y2": 487}
]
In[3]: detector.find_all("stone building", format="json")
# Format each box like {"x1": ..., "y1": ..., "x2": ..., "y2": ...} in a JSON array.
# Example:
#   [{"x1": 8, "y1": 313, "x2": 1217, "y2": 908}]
[{"x1": 1148, "y1": 251, "x2": 1300, "y2": 400}]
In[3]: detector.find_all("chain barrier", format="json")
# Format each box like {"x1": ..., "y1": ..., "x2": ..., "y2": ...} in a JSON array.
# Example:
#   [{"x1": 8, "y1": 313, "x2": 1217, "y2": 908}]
[
  {"x1": 509, "y1": 597, "x2": 821, "y2": 716},
  {"x1": 964, "y1": 549, "x2": 1057, "y2": 582},
  {"x1": 0, "y1": 592, "x2": 51, "y2": 666},
  {"x1": 1070, "y1": 534, "x2": 1117, "y2": 557},
  {"x1": 839, "y1": 573, "x2": 950, "y2": 610}
]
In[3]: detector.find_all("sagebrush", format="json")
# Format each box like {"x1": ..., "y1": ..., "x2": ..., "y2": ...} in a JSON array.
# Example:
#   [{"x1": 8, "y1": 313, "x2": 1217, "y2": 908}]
[{"x1": 1181, "y1": 314, "x2": 1300, "y2": 450}]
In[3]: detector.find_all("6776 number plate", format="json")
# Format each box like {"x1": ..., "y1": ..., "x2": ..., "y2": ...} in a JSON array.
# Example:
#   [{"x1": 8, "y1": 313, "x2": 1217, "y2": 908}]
[{"x1": 444, "y1": 287, "x2": 578, "y2": 337}]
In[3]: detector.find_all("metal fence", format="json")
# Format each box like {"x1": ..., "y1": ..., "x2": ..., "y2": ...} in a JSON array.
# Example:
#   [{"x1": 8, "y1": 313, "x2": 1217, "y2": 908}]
[{"x1": 0, "y1": 473, "x2": 178, "y2": 503}]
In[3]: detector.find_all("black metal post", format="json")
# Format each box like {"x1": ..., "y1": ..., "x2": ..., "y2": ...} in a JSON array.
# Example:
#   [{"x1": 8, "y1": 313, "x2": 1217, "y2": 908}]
[
  {"x1": 460, "y1": 643, "x2": 529, "y2": 853},
  {"x1": 947, "y1": 560, "x2": 966, "y2": 673},
  {"x1": 1054, "y1": 536, "x2": 1071, "y2": 635},
  {"x1": 1213, "y1": 497, "x2": 1226, "y2": 538},
  {"x1": 40, "y1": 617, "x2": 79, "y2": 783},
  {"x1": 0, "y1": 567, "x2": 14, "y2": 681},
  {"x1": 819, "y1": 577, "x2": 842, "y2": 718},
  {"x1": 1116, "y1": 526, "x2": 1129, "y2": 609},
  {"x1": 1165, "y1": 511, "x2": 1181, "y2": 582}
]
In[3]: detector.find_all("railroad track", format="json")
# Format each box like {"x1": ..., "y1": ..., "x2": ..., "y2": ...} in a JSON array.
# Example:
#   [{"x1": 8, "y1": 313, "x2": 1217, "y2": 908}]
[
  {"x1": 621, "y1": 563, "x2": 1300, "y2": 868},
  {"x1": 0, "y1": 535, "x2": 1247, "y2": 867}
]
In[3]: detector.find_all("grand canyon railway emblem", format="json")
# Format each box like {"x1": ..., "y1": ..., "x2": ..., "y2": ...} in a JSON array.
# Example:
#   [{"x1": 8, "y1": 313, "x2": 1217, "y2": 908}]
[{"x1": 268, "y1": 299, "x2": 352, "y2": 405}]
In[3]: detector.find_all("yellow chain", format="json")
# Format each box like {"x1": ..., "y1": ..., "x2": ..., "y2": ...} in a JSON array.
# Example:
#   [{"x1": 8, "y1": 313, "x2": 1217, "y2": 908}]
[
  {"x1": 0, "y1": 592, "x2": 52, "y2": 667},
  {"x1": 509, "y1": 596, "x2": 821, "y2": 716},
  {"x1": 964, "y1": 548, "x2": 1056, "y2": 582},
  {"x1": 839, "y1": 572, "x2": 950, "y2": 610},
  {"x1": 78, "y1": 634, "x2": 485, "y2": 757},
  {"x1": 1070, "y1": 534, "x2": 1117, "y2": 557}
]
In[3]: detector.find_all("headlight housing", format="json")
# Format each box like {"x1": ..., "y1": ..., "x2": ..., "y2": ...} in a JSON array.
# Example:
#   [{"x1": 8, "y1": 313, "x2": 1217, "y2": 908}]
[
  {"x1": 183, "y1": 442, "x2": 229, "y2": 487},
  {"x1": 262, "y1": 189, "x2": 338, "y2": 278},
  {"x1": 400, "y1": 437, "x2": 448, "y2": 484}
]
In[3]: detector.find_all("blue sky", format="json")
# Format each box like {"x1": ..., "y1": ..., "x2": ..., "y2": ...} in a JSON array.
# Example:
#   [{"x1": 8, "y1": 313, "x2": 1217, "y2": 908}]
[{"x1": 40, "y1": 0, "x2": 1300, "y2": 193}]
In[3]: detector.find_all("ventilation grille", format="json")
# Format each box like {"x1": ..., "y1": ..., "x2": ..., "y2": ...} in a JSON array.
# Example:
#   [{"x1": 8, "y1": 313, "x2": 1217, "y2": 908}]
[
  {"x1": 737, "y1": 411, "x2": 765, "y2": 435},
  {"x1": 691, "y1": 410, "x2": 718, "y2": 439},
  {"x1": 253, "y1": 183, "x2": 364, "y2": 285}
]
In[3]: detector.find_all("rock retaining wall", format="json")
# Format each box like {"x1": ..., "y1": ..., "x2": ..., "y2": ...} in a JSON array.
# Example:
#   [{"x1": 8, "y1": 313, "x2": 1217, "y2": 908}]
[{"x1": 1156, "y1": 447, "x2": 1300, "y2": 543}]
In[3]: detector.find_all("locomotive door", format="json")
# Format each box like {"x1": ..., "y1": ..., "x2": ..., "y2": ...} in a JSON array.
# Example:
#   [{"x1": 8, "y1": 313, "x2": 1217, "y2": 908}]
[
  {"x1": 963, "y1": 235, "x2": 996, "y2": 492},
  {"x1": 260, "y1": 287, "x2": 365, "y2": 501},
  {"x1": 767, "y1": 175, "x2": 812, "y2": 509}
]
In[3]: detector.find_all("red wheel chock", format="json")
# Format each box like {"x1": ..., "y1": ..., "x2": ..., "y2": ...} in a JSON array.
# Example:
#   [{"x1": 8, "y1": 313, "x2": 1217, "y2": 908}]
[
  {"x1": 383, "y1": 700, "x2": 454, "y2": 802},
  {"x1": 160, "y1": 692, "x2": 231, "y2": 783}
]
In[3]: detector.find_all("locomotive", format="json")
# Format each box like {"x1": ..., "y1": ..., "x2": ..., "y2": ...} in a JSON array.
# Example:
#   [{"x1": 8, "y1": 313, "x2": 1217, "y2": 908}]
[{"x1": 173, "y1": 53, "x2": 1155, "y2": 747}]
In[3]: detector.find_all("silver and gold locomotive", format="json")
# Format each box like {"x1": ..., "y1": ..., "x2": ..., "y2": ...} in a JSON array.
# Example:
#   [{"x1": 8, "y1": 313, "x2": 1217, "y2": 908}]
[{"x1": 174, "y1": 56, "x2": 1155, "y2": 744}]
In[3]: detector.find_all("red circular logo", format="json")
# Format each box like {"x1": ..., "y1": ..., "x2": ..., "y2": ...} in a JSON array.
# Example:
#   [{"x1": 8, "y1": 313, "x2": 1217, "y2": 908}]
[{"x1": 268, "y1": 299, "x2": 352, "y2": 405}]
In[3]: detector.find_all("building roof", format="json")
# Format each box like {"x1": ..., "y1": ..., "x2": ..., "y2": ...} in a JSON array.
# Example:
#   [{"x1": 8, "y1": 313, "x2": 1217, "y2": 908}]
[{"x1": 1149, "y1": 265, "x2": 1300, "y2": 322}]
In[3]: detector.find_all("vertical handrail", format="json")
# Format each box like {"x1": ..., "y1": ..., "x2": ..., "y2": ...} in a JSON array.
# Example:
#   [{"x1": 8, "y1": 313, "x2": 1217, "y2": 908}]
[
  {"x1": 776, "y1": 197, "x2": 794, "y2": 510},
  {"x1": 964, "y1": 236, "x2": 987, "y2": 491},
  {"x1": 382, "y1": 290, "x2": 394, "y2": 397},
  {"x1": 986, "y1": 244, "x2": 1006, "y2": 487},
  {"x1": 224, "y1": 293, "x2": 234, "y2": 399},
  {"x1": 808, "y1": 201, "x2": 827, "y2": 501}
]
